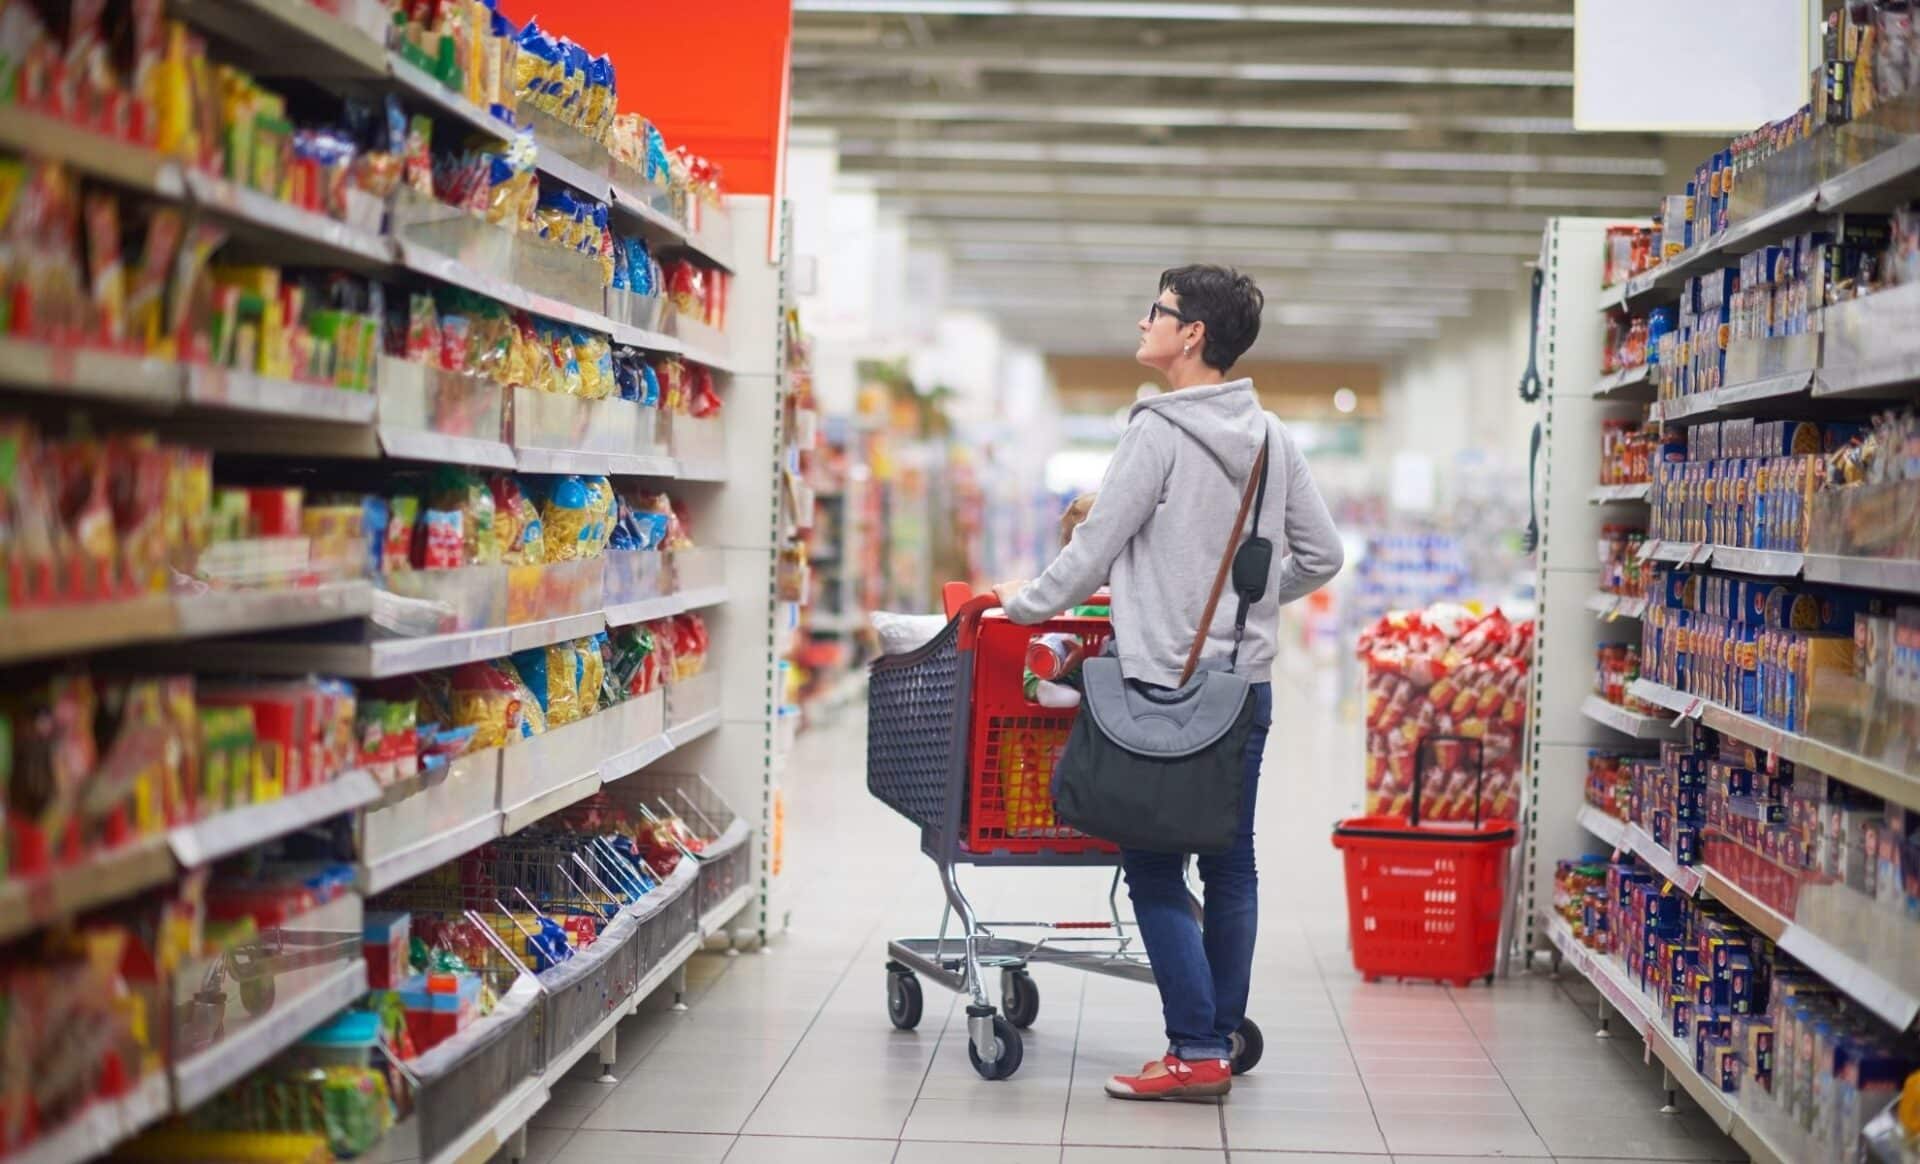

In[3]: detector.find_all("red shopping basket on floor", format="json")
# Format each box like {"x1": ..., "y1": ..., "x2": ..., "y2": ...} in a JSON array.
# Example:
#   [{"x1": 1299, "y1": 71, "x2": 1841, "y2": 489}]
[{"x1": 1332, "y1": 736, "x2": 1517, "y2": 987}]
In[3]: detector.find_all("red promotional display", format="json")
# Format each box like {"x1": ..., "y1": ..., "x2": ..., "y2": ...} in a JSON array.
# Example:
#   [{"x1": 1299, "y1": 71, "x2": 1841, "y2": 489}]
[
  {"x1": 501, "y1": 1, "x2": 792, "y2": 199},
  {"x1": 1357, "y1": 604, "x2": 1534, "y2": 822}
]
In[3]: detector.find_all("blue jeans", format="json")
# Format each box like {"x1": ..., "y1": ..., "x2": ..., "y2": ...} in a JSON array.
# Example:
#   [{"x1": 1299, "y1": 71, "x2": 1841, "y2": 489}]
[{"x1": 1119, "y1": 681, "x2": 1271, "y2": 1062}]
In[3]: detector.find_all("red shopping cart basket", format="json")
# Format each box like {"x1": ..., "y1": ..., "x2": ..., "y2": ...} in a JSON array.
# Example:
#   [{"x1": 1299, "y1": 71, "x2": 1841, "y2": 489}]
[{"x1": 1331, "y1": 736, "x2": 1517, "y2": 987}]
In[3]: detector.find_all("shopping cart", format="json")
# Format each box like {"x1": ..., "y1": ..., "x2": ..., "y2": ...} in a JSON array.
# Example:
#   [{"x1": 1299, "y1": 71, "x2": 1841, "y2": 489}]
[
  {"x1": 1331, "y1": 735, "x2": 1518, "y2": 987},
  {"x1": 867, "y1": 583, "x2": 1265, "y2": 1081}
]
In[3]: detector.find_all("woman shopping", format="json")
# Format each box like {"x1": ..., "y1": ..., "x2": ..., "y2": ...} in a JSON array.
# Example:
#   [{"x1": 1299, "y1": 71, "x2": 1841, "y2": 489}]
[{"x1": 992, "y1": 265, "x2": 1344, "y2": 1102}]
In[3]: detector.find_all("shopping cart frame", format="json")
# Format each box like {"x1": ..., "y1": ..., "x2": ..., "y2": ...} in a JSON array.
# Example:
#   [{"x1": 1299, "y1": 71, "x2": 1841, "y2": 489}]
[{"x1": 868, "y1": 585, "x2": 1263, "y2": 1081}]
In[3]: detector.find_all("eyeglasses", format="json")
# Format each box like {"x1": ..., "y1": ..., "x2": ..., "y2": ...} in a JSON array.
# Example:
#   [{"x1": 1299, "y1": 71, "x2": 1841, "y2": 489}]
[{"x1": 1148, "y1": 301, "x2": 1193, "y2": 325}]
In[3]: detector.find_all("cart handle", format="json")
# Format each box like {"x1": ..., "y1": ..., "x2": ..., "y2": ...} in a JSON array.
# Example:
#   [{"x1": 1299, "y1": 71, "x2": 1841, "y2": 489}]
[{"x1": 941, "y1": 587, "x2": 1003, "y2": 650}]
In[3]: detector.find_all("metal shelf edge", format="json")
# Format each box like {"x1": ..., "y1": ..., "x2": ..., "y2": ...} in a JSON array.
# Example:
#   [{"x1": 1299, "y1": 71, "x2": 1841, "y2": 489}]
[
  {"x1": 172, "y1": 958, "x2": 370, "y2": 1110},
  {"x1": 360, "y1": 811, "x2": 504, "y2": 895},
  {"x1": 170, "y1": 769, "x2": 382, "y2": 867}
]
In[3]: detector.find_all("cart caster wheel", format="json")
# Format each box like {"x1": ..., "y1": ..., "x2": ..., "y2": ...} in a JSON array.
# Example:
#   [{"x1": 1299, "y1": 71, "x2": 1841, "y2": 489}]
[
  {"x1": 887, "y1": 969, "x2": 923, "y2": 1031},
  {"x1": 239, "y1": 974, "x2": 275, "y2": 1017},
  {"x1": 1486, "y1": 973, "x2": 1496, "y2": 986},
  {"x1": 1001, "y1": 969, "x2": 1040, "y2": 1029},
  {"x1": 968, "y1": 1015, "x2": 1023, "y2": 1081},
  {"x1": 1230, "y1": 1018, "x2": 1264, "y2": 1076}
]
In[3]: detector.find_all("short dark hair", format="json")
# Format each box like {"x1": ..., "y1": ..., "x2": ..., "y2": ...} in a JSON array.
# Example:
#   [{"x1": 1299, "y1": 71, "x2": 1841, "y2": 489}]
[{"x1": 1159, "y1": 265, "x2": 1264, "y2": 372}]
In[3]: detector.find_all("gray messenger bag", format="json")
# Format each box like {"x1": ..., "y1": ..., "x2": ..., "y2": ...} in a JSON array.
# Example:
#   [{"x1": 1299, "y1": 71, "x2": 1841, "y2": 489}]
[{"x1": 1051, "y1": 433, "x2": 1271, "y2": 856}]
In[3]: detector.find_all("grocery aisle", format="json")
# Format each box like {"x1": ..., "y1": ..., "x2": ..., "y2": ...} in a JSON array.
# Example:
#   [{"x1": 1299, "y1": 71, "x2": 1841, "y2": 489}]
[{"x1": 511, "y1": 675, "x2": 1745, "y2": 1164}]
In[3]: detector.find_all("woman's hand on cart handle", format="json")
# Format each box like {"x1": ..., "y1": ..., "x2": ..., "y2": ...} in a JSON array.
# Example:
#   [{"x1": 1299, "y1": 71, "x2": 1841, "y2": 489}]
[{"x1": 991, "y1": 580, "x2": 1027, "y2": 609}]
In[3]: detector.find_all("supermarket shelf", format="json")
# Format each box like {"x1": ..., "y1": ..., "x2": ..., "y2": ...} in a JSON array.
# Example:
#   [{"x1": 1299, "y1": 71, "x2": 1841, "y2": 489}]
[
  {"x1": 1649, "y1": 370, "x2": 1812, "y2": 425},
  {"x1": 1590, "y1": 363, "x2": 1654, "y2": 399},
  {"x1": 182, "y1": 365, "x2": 377, "y2": 424},
  {"x1": 1708, "y1": 546, "x2": 1804, "y2": 578},
  {"x1": 1717, "y1": 188, "x2": 1822, "y2": 255},
  {"x1": 183, "y1": 170, "x2": 394, "y2": 269},
  {"x1": 1628, "y1": 678, "x2": 1920, "y2": 814},
  {"x1": 201, "y1": 610, "x2": 607, "y2": 679},
  {"x1": 1584, "y1": 592, "x2": 1647, "y2": 620},
  {"x1": 610, "y1": 452, "x2": 681, "y2": 477},
  {"x1": 1776, "y1": 924, "x2": 1920, "y2": 1031},
  {"x1": 513, "y1": 446, "x2": 617, "y2": 476},
  {"x1": 501, "y1": 769, "x2": 602, "y2": 835},
  {"x1": 387, "y1": 53, "x2": 516, "y2": 142},
  {"x1": 175, "y1": 0, "x2": 388, "y2": 76},
  {"x1": 0, "y1": 594, "x2": 180, "y2": 666},
  {"x1": 172, "y1": 958, "x2": 370, "y2": 1110},
  {"x1": 1573, "y1": 803, "x2": 1628, "y2": 851},
  {"x1": 1639, "y1": 538, "x2": 1711, "y2": 567},
  {"x1": 678, "y1": 343, "x2": 737, "y2": 374},
  {"x1": 395, "y1": 238, "x2": 533, "y2": 315},
  {"x1": 604, "y1": 585, "x2": 730, "y2": 628},
  {"x1": 1802, "y1": 554, "x2": 1920, "y2": 594},
  {"x1": 360, "y1": 810, "x2": 502, "y2": 896},
  {"x1": 676, "y1": 458, "x2": 729, "y2": 483},
  {"x1": 173, "y1": 578, "x2": 374, "y2": 637},
  {"x1": 0, "y1": 838, "x2": 175, "y2": 946},
  {"x1": 1576, "y1": 803, "x2": 1703, "y2": 894},
  {"x1": 1587, "y1": 482, "x2": 1651, "y2": 504},
  {"x1": 700, "y1": 883, "x2": 753, "y2": 940},
  {"x1": 600, "y1": 731, "x2": 676, "y2": 783},
  {"x1": 0, "y1": 107, "x2": 186, "y2": 198},
  {"x1": 10, "y1": 1070, "x2": 171, "y2": 1164},
  {"x1": 1697, "y1": 866, "x2": 1789, "y2": 943},
  {"x1": 421, "y1": 1077, "x2": 549, "y2": 1164},
  {"x1": 1581, "y1": 694, "x2": 1684, "y2": 741},
  {"x1": 1598, "y1": 281, "x2": 1628, "y2": 313},
  {"x1": 1813, "y1": 348, "x2": 1920, "y2": 399},
  {"x1": 1622, "y1": 821, "x2": 1703, "y2": 895},
  {"x1": 377, "y1": 424, "x2": 518, "y2": 470},
  {"x1": 0, "y1": 337, "x2": 184, "y2": 407},
  {"x1": 1544, "y1": 913, "x2": 1798, "y2": 1161},
  {"x1": 668, "y1": 708, "x2": 723, "y2": 748},
  {"x1": 170, "y1": 769, "x2": 382, "y2": 867}
]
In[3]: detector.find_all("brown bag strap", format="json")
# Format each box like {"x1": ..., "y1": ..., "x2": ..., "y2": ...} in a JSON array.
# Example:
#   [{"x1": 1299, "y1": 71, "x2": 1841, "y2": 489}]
[{"x1": 1178, "y1": 442, "x2": 1269, "y2": 688}]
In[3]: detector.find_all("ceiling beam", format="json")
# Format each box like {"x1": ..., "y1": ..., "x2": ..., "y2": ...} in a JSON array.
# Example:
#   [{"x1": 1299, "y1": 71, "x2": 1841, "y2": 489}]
[
  {"x1": 833, "y1": 136, "x2": 1667, "y2": 177},
  {"x1": 792, "y1": 94, "x2": 1577, "y2": 134},
  {"x1": 791, "y1": 46, "x2": 1572, "y2": 87},
  {"x1": 792, "y1": 2, "x2": 1574, "y2": 31}
]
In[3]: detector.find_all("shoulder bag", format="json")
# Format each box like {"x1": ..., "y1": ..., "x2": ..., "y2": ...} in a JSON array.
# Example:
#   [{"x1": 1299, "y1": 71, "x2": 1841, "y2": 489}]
[{"x1": 1050, "y1": 430, "x2": 1273, "y2": 856}]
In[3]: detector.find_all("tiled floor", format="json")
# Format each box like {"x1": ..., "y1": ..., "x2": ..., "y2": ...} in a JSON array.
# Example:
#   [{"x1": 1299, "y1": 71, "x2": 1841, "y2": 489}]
[{"x1": 503, "y1": 674, "x2": 1746, "y2": 1163}]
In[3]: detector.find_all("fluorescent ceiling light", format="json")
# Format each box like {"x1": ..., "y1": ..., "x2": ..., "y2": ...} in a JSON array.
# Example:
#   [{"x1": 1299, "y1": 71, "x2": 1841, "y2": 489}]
[
  {"x1": 941, "y1": 242, "x2": 1524, "y2": 274},
  {"x1": 791, "y1": 96, "x2": 1577, "y2": 134},
  {"x1": 860, "y1": 170, "x2": 1651, "y2": 210},
  {"x1": 891, "y1": 195, "x2": 1565, "y2": 235},
  {"x1": 793, "y1": 49, "x2": 1571, "y2": 88},
  {"x1": 916, "y1": 219, "x2": 1540, "y2": 255},
  {"x1": 835, "y1": 137, "x2": 1666, "y2": 177},
  {"x1": 793, "y1": 1, "x2": 1573, "y2": 30}
]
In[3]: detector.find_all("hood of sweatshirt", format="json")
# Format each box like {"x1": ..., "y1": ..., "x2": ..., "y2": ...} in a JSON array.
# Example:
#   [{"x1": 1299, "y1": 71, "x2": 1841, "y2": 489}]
[{"x1": 1129, "y1": 378, "x2": 1264, "y2": 479}]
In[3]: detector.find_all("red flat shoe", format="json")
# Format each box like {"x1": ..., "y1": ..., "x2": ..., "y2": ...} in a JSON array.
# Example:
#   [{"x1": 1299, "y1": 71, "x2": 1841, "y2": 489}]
[{"x1": 1104, "y1": 1054, "x2": 1231, "y2": 1101}]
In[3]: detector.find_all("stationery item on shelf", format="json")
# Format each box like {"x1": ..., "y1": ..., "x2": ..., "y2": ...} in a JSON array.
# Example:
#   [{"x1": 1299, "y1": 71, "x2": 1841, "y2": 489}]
[{"x1": 1356, "y1": 604, "x2": 1532, "y2": 823}]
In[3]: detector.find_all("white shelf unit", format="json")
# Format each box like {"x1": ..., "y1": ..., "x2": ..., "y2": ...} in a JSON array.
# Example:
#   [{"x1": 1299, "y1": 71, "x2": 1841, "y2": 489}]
[
  {"x1": 1520, "y1": 218, "x2": 1655, "y2": 960},
  {"x1": 1527, "y1": 179, "x2": 1920, "y2": 1143},
  {"x1": 0, "y1": 30, "x2": 791, "y2": 1148}
]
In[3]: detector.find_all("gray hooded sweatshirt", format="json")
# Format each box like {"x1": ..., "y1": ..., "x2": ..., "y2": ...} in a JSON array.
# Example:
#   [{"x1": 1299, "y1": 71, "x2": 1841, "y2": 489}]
[{"x1": 1005, "y1": 379, "x2": 1344, "y2": 688}]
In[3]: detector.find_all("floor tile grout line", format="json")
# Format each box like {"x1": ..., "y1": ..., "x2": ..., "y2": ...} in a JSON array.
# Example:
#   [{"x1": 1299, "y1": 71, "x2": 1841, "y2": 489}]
[
  {"x1": 1438, "y1": 971, "x2": 1550, "y2": 1153},
  {"x1": 1302, "y1": 914, "x2": 1389, "y2": 1155},
  {"x1": 718, "y1": 890, "x2": 920, "y2": 1160},
  {"x1": 1058, "y1": 968, "x2": 1089, "y2": 1160}
]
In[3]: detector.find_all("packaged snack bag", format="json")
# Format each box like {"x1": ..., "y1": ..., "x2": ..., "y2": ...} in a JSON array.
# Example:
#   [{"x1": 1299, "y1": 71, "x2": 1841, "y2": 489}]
[
  {"x1": 539, "y1": 476, "x2": 591, "y2": 561},
  {"x1": 419, "y1": 508, "x2": 464, "y2": 569}
]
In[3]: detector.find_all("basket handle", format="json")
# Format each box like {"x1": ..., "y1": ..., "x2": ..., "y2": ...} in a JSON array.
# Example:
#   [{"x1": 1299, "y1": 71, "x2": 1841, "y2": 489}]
[{"x1": 1412, "y1": 734, "x2": 1486, "y2": 829}]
